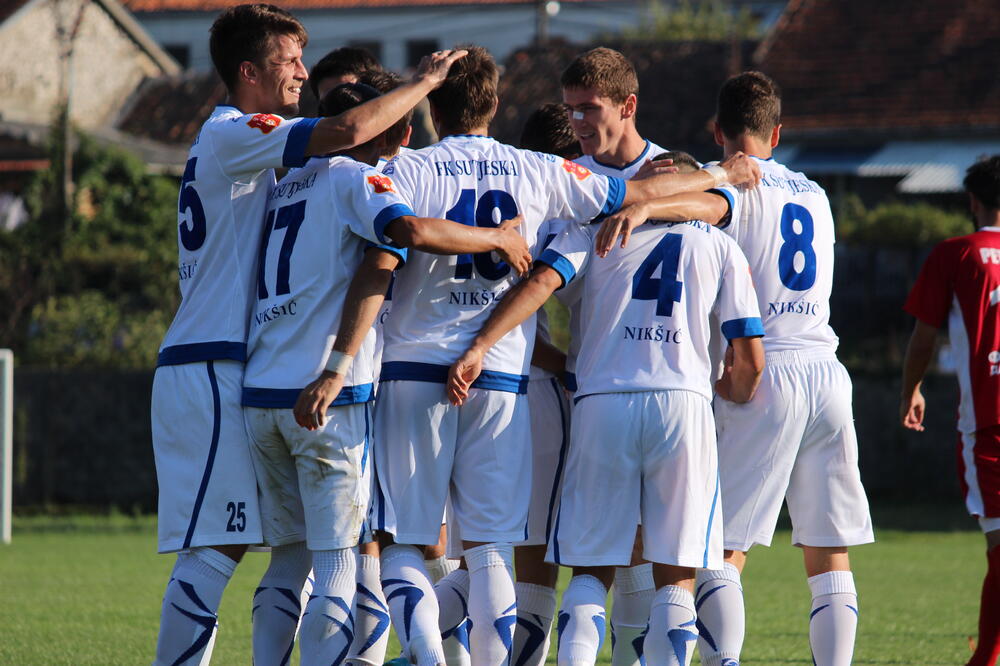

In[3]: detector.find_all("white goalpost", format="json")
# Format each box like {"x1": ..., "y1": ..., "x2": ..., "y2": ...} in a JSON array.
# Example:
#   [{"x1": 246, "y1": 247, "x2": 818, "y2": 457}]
[{"x1": 0, "y1": 349, "x2": 11, "y2": 544}]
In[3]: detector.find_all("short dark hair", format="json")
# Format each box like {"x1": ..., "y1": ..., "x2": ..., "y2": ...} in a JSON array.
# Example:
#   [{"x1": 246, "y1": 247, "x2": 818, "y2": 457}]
[
  {"x1": 716, "y1": 71, "x2": 781, "y2": 141},
  {"x1": 427, "y1": 45, "x2": 498, "y2": 135},
  {"x1": 309, "y1": 47, "x2": 382, "y2": 99},
  {"x1": 965, "y1": 155, "x2": 1000, "y2": 210},
  {"x1": 652, "y1": 151, "x2": 700, "y2": 173},
  {"x1": 209, "y1": 4, "x2": 307, "y2": 91},
  {"x1": 317, "y1": 82, "x2": 381, "y2": 118},
  {"x1": 520, "y1": 103, "x2": 580, "y2": 158},
  {"x1": 358, "y1": 70, "x2": 412, "y2": 156},
  {"x1": 561, "y1": 47, "x2": 638, "y2": 105}
]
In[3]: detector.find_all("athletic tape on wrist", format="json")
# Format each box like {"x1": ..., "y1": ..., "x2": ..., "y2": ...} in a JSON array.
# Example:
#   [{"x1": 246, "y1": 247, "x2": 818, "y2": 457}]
[
  {"x1": 703, "y1": 164, "x2": 728, "y2": 187},
  {"x1": 325, "y1": 350, "x2": 353, "y2": 375}
]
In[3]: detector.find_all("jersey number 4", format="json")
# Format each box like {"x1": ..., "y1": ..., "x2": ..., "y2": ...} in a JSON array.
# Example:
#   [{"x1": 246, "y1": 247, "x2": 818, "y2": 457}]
[
  {"x1": 257, "y1": 200, "x2": 306, "y2": 299},
  {"x1": 446, "y1": 188, "x2": 519, "y2": 281},
  {"x1": 632, "y1": 234, "x2": 683, "y2": 316}
]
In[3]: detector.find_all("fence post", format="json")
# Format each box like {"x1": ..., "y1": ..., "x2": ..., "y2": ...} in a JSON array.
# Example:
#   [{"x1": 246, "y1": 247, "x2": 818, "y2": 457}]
[{"x1": 0, "y1": 349, "x2": 11, "y2": 544}]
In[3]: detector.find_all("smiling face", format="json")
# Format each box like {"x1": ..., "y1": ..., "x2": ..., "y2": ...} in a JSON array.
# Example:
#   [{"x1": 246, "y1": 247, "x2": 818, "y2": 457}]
[
  {"x1": 562, "y1": 86, "x2": 634, "y2": 160},
  {"x1": 252, "y1": 33, "x2": 308, "y2": 115}
]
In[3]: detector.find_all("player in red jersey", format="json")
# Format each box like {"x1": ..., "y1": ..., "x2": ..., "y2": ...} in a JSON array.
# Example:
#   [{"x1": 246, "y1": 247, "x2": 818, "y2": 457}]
[{"x1": 901, "y1": 154, "x2": 1000, "y2": 666}]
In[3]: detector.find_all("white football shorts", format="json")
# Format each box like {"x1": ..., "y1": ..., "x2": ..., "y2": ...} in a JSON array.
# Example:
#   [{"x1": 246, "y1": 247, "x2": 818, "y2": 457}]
[
  {"x1": 151, "y1": 360, "x2": 262, "y2": 553},
  {"x1": 372, "y1": 379, "x2": 530, "y2": 545},
  {"x1": 547, "y1": 390, "x2": 723, "y2": 569},
  {"x1": 714, "y1": 348, "x2": 874, "y2": 551},
  {"x1": 244, "y1": 403, "x2": 371, "y2": 550},
  {"x1": 522, "y1": 376, "x2": 571, "y2": 546}
]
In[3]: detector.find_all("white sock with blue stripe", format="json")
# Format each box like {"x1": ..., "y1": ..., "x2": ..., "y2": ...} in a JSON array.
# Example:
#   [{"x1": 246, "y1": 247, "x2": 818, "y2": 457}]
[
  {"x1": 381, "y1": 544, "x2": 446, "y2": 665},
  {"x1": 807, "y1": 571, "x2": 858, "y2": 666},
  {"x1": 154, "y1": 547, "x2": 236, "y2": 666},
  {"x1": 425, "y1": 554, "x2": 460, "y2": 585},
  {"x1": 435, "y1": 568, "x2": 472, "y2": 666},
  {"x1": 346, "y1": 553, "x2": 391, "y2": 665},
  {"x1": 645, "y1": 585, "x2": 698, "y2": 666},
  {"x1": 465, "y1": 543, "x2": 518, "y2": 666},
  {"x1": 253, "y1": 541, "x2": 312, "y2": 666},
  {"x1": 557, "y1": 574, "x2": 608, "y2": 666},
  {"x1": 512, "y1": 581, "x2": 557, "y2": 666},
  {"x1": 694, "y1": 563, "x2": 744, "y2": 666},
  {"x1": 299, "y1": 547, "x2": 357, "y2": 666},
  {"x1": 611, "y1": 564, "x2": 655, "y2": 666}
]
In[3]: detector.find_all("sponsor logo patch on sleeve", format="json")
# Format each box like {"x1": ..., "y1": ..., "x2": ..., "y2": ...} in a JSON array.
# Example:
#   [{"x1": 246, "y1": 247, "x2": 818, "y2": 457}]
[
  {"x1": 247, "y1": 113, "x2": 282, "y2": 134},
  {"x1": 562, "y1": 159, "x2": 592, "y2": 181},
  {"x1": 367, "y1": 174, "x2": 396, "y2": 194}
]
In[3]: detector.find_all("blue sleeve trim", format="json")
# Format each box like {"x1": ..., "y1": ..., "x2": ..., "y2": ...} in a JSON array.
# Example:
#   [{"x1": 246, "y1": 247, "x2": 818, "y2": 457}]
[
  {"x1": 366, "y1": 241, "x2": 408, "y2": 266},
  {"x1": 282, "y1": 117, "x2": 321, "y2": 168},
  {"x1": 380, "y1": 361, "x2": 527, "y2": 394},
  {"x1": 536, "y1": 249, "x2": 576, "y2": 289},
  {"x1": 721, "y1": 317, "x2": 765, "y2": 340},
  {"x1": 707, "y1": 187, "x2": 735, "y2": 229},
  {"x1": 593, "y1": 176, "x2": 626, "y2": 222},
  {"x1": 373, "y1": 203, "x2": 415, "y2": 244},
  {"x1": 157, "y1": 341, "x2": 247, "y2": 366},
  {"x1": 241, "y1": 383, "x2": 375, "y2": 408},
  {"x1": 563, "y1": 371, "x2": 578, "y2": 393}
]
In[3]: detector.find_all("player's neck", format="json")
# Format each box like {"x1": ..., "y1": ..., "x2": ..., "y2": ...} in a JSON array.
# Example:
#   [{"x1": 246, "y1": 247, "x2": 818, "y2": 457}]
[
  {"x1": 440, "y1": 125, "x2": 490, "y2": 138},
  {"x1": 594, "y1": 128, "x2": 646, "y2": 167},
  {"x1": 724, "y1": 134, "x2": 773, "y2": 160}
]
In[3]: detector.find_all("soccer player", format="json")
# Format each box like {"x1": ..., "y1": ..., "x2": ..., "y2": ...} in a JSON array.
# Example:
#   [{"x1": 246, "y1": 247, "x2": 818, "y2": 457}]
[
  {"x1": 240, "y1": 81, "x2": 530, "y2": 664},
  {"x1": 446, "y1": 193, "x2": 765, "y2": 666},
  {"x1": 654, "y1": 71, "x2": 872, "y2": 666},
  {"x1": 561, "y1": 47, "x2": 671, "y2": 663},
  {"x1": 310, "y1": 46, "x2": 383, "y2": 102},
  {"x1": 359, "y1": 45, "x2": 760, "y2": 666},
  {"x1": 900, "y1": 155, "x2": 1000, "y2": 666},
  {"x1": 149, "y1": 4, "x2": 466, "y2": 662}
]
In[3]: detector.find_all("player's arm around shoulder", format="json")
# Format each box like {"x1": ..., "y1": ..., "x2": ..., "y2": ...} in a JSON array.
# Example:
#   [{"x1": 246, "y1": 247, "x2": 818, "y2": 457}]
[{"x1": 595, "y1": 190, "x2": 732, "y2": 257}]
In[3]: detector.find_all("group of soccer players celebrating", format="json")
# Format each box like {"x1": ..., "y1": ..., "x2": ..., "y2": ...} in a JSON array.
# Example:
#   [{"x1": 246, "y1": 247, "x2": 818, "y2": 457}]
[{"x1": 149, "y1": 3, "x2": 889, "y2": 665}]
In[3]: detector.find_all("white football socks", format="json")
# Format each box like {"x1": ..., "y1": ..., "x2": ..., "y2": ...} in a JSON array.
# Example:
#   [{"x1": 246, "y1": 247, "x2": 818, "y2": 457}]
[
  {"x1": 253, "y1": 541, "x2": 312, "y2": 666},
  {"x1": 807, "y1": 570, "x2": 858, "y2": 666},
  {"x1": 610, "y1": 564, "x2": 655, "y2": 666},
  {"x1": 425, "y1": 554, "x2": 460, "y2": 585},
  {"x1": 465, "y1": 543, "x2": 518, "y2": 666},
  {"x1": 512, "y1": 581, "x2": 557, "y2": 666},
  {"x1": 436, "y1": 568, "x2": 472, "y2": 666},
  {"x1": 381, "y1": 544, "x2": 446, "y2": 665},
  {"x1": 154, "y1": 547, "x2": 236, "y2": 666},
  {"x1": 644, "y1": 585, "x2": 698, "y2": 666},
  {"x1": 694, "y1": 562, "x2": 744, "y2": 666},
  {"x1": 299, "y1": 547, "x2": 357, "y2": 666},
  {"x1": 346, "y1": 553, "x2": 391, "y2": 666},
  {"x1": 557, "y1": 574, "x2": 608, "y2": 666}
]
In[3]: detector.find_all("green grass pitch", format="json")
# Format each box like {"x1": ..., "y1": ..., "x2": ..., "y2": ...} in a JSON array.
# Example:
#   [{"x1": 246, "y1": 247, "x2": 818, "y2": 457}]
[{"x1": 0, "y1": 512, "x2": 987, "y2": 664}]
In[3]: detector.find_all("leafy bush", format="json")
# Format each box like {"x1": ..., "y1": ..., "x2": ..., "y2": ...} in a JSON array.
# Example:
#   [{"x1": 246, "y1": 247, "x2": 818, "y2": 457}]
[{"x1": 836, "y1": 196, "x2": 970, "y2": 248}]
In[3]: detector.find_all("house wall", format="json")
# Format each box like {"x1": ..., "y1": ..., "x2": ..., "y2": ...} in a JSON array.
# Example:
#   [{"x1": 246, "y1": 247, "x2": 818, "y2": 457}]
[{"x1": 0, "y1": 0, "x2": 166, "y2": 129}]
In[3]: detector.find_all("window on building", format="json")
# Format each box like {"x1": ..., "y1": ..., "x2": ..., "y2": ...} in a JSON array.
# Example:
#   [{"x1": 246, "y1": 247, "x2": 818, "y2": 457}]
[
  {"x1": 406, "y1": 39, "x2": 439, "y2": 69},
  {"x1": 164, "y1": 44, "x2": 190, "y2": 69}
]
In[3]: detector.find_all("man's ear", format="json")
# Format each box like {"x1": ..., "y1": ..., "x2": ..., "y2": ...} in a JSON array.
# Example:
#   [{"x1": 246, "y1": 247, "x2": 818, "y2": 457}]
[
  {"x1": 771, "y1": 123, "x2": 782, "y2": 148},
  {"x1": 621, "y1": 93, "x2": 637, "y2": 120},
  {"x1": 713, "y1": 121, "x2": 726, "y2": 147},
  {"x1": 402, "y1": 125, "x2": 413, "y2": 148},
  {"x1": 238, "y1": 60, "x2": 259, "y2": 88}
]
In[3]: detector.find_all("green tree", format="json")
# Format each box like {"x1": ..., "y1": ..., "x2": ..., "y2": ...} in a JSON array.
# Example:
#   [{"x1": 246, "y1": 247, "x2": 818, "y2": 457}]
[
  {"x1": 836, "y1": 197, "x2": 971, "y2": 248},
  {"x1": 621, "y1": 0, "x2": 762, "y2": 42},
  {"x1": 0, "y1": 131, "x2": 179, "y2": 368}
]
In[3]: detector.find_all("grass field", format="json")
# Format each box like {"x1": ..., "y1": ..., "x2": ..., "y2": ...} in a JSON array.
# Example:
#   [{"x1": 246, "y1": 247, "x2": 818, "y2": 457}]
[{"x1": 0, "y1": 508, "x2": 987, "y2": 665}]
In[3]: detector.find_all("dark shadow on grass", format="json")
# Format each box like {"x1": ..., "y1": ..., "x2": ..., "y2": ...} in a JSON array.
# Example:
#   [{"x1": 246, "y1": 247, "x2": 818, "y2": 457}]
[{"x1": 774, "y1": 499, "x2": 976, "y2": 532}]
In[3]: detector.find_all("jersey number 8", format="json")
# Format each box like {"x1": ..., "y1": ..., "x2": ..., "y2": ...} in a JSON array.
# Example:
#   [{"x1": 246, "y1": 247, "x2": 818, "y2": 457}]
[{"x1": 778, "y1": 202, "x2": 817, "y2": 291}]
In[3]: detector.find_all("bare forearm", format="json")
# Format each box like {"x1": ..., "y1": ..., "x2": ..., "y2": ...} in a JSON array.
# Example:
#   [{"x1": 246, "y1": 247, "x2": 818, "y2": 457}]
[
  {"x1": 468, "y1": 270, "x2": 562, "y2": 356},
  {"x1": 307, "y1": 79, "x2": 433, "y2": 155},
  {"x1": 901, "y1": 322, "x2": 938, "y2": 400},
  {"x1": 729, "y1": 338, "x2": 765, "y2": 403},
  {"x1": 332, "y1": 251, "x2": 397, "y2": 354},
  {"x1": 634, "y1": 192, "x2": 729, "y2": 225},
  {"x1": 621, "y1": 171, "x2": 716, "y2": 207},
  {"x1": 385, "y1": 217, "x2": 502, "y2": 254},
  {"x1": 530, "y1": 334, "x2": 567, "y2": 375}
]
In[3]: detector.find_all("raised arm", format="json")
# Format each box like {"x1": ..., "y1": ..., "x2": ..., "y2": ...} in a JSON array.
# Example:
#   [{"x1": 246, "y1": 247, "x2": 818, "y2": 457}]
[
  {"x1": 447, "y1": 266, "x2": 564, "y2": 405},
  {"x1": 293, "y1": 248, "x2": 400, "y2": 429},
  {"x1": 899, "y1": 320, "x2": 939, "y2": 432},
  {"x1": 384, "y1": 214, "x2": 530, "y2": 276},
  {"x1": 715, "y1": 336, "x2": 765, "y2": 404},
  {"x1": 306, "y1": 50, "x2": 466, "y2": 156}
]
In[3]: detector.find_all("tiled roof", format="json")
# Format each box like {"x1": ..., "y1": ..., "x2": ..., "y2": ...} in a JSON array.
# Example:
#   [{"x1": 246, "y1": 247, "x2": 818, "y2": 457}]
[
  {"x1": 122, "y1": 0, "x2": 611, "y2": 12},
  {"x1": 116, "y1": 72, "x2": 226, "y2": 145},
  {"x1": 756, "y1": 0, "x2": 1000, "y2": 135}
]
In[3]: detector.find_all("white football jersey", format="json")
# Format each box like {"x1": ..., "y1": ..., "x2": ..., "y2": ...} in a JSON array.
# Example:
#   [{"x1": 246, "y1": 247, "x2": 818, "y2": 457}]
[
  {"x1": 539, "y1": 220, "x2": 763, "y2": 400},
  {"x1": 157, "y1": 106, "x2": 321, "y2": 366},
  {"x1": 379, "y1": 134, "x2": 625, "y2": 392},
  {"x1": 575, "y1": 139, "x2": 669, "y2": 180},
  {"x1": 713, "y1": 157, "x2": 839, "y2": 353},
  {"x1": 242, "y1": 156, "x2": 412, "y2": 407},
  {"x1": 528, "y1": 218, "x2": 572, "y2": 381}
]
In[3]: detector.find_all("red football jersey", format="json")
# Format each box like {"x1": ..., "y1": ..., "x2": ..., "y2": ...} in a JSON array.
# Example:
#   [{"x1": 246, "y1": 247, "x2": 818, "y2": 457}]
[{"x1": 905, "y1": 227, "x2": 1000, "y2": 432}]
